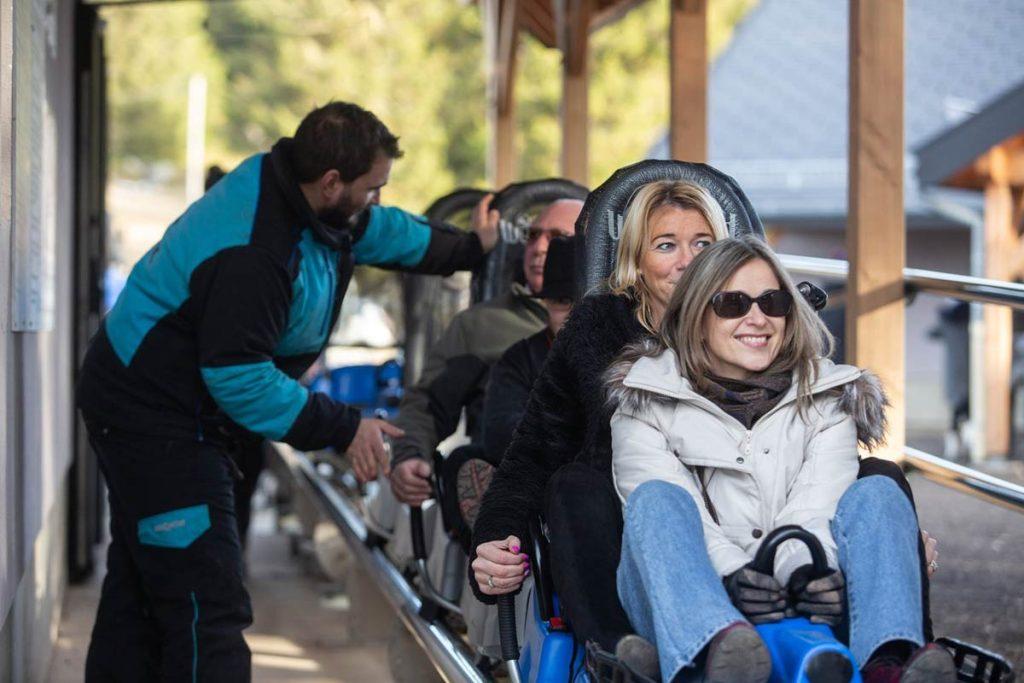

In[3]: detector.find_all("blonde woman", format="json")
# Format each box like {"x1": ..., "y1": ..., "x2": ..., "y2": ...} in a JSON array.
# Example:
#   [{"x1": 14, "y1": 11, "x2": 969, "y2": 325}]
[
  {"x1": 607, "y1": 236, "x2": 953, "y2": 683},
  {"x1": 469, "y1": 179, "x2": 729, "y2": 672}
]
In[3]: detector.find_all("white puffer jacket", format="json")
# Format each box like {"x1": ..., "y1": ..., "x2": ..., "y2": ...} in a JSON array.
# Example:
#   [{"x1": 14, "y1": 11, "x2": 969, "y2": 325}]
[{"x1": 606, "y1": 343, "x2": 888, "y2": 585}]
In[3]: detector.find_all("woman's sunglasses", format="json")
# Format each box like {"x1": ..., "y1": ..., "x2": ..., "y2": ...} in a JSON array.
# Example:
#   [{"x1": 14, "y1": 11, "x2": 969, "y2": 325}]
[{"x1": 710, "y1": 289, "x2": 794, "y2": 319}]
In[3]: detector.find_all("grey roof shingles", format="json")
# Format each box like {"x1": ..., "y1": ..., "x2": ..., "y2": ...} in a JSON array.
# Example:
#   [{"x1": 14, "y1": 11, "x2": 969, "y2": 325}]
[
  {"x1": 915, "y1": 79, "x2": 1024, "y2": 187},
  {"x1": 649, "y1": 0, "x2": 1024, "y2": 225}
]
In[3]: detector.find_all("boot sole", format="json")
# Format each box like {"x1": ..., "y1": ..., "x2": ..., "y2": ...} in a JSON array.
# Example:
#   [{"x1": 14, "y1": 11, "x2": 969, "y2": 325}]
[
  {"x1": 901, "y1": 647, "x2": 957, "y2": 683},
  {"x1": 804, "y1": 650, "x2": 854, "y2": 683},
  {"x1": 705, "y1": 627, "x2": 771, "y2": 683}
]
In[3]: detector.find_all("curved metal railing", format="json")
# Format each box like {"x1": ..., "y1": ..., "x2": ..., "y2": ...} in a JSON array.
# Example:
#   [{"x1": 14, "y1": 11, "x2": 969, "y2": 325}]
[{"x1": 780, "y1": 253, "x2": 1024, "y2": 514}]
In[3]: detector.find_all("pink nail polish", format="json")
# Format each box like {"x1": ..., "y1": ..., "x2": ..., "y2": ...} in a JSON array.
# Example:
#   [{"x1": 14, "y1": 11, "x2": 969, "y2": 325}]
[
  {"x1": 524, "y1": 568, "x2": 531, "y2": 576},
  {"x1": 511, "y1": 546, "x2": 520, "y2": 553}
]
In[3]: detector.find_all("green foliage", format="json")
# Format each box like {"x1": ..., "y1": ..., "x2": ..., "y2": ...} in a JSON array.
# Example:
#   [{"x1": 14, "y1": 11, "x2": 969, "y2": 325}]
[
  {"x1": 103, "y1": 0, "x2": 757, "y2": 194},
  {"x1": 103, "y1": 4, "x2": 224, "y2": 176}
]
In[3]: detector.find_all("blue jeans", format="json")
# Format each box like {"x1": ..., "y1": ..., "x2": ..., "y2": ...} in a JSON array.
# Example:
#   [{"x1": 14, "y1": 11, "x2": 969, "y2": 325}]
[{"x1": 616, "y1": 477, "x2": 923, "y2": 681}]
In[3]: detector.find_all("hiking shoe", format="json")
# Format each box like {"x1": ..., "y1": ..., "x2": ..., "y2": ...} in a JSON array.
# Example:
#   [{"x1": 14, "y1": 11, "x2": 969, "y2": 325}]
[
  {"x1": 804, "y1": 650, "x2": 854, "y2": 683},
  {"x1": 702, "y1": 622, "x2": 771, "y2": 683},
  {"x1": 615, "y1": 634, "x2": 660, "y2": 681},
  {"x1": 861, "y1": 643, "x2": 956, "y2": 683}
]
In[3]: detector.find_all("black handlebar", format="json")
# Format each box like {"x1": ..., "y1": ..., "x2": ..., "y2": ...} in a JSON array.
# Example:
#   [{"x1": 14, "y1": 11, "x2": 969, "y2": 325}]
[
  {"x1": 410, "y1": 506, "x2": 428, "y2": 561},
  {"x1": 497, "y1": 595, "x2": 520, "y2": 662},
  {"x1": 750, "y1": 525, "x2": 829, "y2": 576}
]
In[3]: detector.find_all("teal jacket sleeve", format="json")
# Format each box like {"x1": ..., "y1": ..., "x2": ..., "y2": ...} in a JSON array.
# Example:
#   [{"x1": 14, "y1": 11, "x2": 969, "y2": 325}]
[
  {"x1": 196, "y1": 246, "x2": 362, "y2": 451},
  {"x1": 353, "y1": 205, "x2": 485, "y2": 275}
]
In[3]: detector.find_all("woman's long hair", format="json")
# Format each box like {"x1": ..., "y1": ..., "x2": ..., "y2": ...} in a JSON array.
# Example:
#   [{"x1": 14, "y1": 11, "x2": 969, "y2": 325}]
[
  {"x1": 609, "y1": 180, "x2": 729, "y2": 333},
  {"x1": 660, "y1": 236, "x2": 834, "y2": 411}
]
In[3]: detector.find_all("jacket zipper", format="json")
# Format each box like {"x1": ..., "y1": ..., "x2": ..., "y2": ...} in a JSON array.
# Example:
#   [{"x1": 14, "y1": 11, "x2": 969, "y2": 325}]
[{"x1": 319, "y1": 249, "x2": 335, "y2": 338}]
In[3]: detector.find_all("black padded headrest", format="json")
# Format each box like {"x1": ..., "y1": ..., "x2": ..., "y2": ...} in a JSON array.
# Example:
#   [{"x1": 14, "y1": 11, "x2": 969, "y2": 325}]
[
  {"x1": 575, "y1": 160, "x2": 765, "y2": 296},
  {"x1": 471, "y1": 178, "x2": 589, "y2": 303},
  {"x1": 423, "y1": 188, "x2": 489, "y2": 224}
]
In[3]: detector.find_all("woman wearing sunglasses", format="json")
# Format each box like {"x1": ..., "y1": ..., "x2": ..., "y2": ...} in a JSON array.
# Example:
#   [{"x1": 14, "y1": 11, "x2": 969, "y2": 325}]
[
  {"x1": 606, "y1": 236, "x2": 954, "y2": 683},
  {"x1": 470, "y1": 179, "x2": 729, "y2": 674}
]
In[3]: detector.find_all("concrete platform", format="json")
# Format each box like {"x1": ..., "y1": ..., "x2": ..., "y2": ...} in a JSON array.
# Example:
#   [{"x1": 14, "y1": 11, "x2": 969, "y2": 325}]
[{"x1": 45, "y1": 523, "x2": 398, "y2": 682}]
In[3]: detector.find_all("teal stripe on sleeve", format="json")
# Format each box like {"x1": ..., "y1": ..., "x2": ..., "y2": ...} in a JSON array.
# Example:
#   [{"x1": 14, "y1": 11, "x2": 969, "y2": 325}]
[
  {"x1": 200, "y1": 361, "x2": 308, "y2": 440},
  {"x1": 352, "y1": 205, "x2": 431, "y2": 267}
]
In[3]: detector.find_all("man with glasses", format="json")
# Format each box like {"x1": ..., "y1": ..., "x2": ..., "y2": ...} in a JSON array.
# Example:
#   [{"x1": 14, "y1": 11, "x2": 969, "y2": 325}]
[{"x1": 389, "y1": 199, "x2": 582, "y2": 504}]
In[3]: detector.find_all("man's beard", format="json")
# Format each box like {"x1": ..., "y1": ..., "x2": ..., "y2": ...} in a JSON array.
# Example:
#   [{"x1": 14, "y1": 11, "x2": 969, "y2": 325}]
[{"x1": 317, "y1": 193, "x2": 359, "y2": 230}]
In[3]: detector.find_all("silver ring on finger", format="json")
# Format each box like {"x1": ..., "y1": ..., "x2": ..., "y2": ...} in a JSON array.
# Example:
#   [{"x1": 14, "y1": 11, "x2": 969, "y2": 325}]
[
  {"x1": 487, "y1": 575, "x2": 495, "y2": 589},
  {"x1": 929, "y1": 559, "x2": 939, "y2": 573}
]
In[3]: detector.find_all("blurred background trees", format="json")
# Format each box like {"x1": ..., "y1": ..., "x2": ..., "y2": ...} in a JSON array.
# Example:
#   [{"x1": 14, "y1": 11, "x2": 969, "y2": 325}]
[{"x1": 104, "y1": 0, "x2": 757, "y2": 205}]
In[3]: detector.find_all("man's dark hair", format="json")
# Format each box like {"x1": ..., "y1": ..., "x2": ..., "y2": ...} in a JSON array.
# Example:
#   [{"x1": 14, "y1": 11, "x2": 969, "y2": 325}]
[
  {"x1": 204, "y1": 165, "x2": 226, "y2": 192},
  {"x1": 291, "y1": 101, "x2": 403, "y2": 183}
]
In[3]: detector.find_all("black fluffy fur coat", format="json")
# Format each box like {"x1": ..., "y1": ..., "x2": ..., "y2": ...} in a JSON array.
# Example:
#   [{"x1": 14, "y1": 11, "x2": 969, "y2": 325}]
[{"x1": 470, "y1": 292, "x2": 646, "y2": 601}]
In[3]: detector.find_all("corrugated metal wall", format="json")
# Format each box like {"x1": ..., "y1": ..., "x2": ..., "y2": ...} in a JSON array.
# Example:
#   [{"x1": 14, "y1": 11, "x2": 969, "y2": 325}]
[{"x1": 0, "y1": 0, "x2": 78, "y2": 679}]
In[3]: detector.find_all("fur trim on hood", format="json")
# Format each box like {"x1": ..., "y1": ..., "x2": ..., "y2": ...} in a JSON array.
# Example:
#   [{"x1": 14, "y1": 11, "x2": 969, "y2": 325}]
[
  {"x1": 827, "y1": 370, "x2": 889, "y2": 451},
  {"x1": 604, "y1": 341, "x2": 891, "y2": 452},
  {"x1": 603, "y1": 337, "x2": 672, "y2": 415}
]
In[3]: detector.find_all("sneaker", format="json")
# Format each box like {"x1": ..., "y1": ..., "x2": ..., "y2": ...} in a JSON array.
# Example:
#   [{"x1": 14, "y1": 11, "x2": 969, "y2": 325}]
[
  {"x1": 614, "y1": 634, "x2": 660, "y2": 681},
  {"x1": 861, "y1": 643, "x2": 956, "y2": 683},
  {"x1": 803, "y1": 650, "x2": 854, "y2": 683},
  {"x1": 702, "y1": 622, "x2": 771, "y2": 683}
]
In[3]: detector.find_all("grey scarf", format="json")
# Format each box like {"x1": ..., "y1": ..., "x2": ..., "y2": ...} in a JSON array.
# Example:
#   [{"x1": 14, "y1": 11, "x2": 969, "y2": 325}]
[{"x1": 701, "y1": 372, "x2": 793, "y2": 429}]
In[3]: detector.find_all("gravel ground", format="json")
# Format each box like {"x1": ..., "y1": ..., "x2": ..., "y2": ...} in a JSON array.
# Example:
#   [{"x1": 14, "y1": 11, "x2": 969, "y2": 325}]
[{"x1": 911, "y1": 473, "x2": 1024, "y2": 674}]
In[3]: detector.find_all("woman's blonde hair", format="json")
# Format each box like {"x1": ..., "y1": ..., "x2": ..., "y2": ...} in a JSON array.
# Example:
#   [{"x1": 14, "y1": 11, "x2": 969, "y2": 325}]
[
  {"x1": 609, "y1": 180, "x2": 730, "y2": 333},
  {"x1": 660, "y1": 236, "x2": 834, "y2": 410}
]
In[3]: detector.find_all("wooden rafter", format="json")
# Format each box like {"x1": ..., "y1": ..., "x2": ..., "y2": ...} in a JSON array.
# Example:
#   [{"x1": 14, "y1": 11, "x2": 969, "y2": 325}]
[
  {"x1": 669, "y1": 0, "x2": 707, "y2": 162},
  {"x1": 485, "y1": 0, "x2": 521, "y2": 186},
  {"x1": 520, "y1": 0, "x2": 557, "y2": 47},
  {"x1": 495, "y1": 0, "x2": 521, "y2": 113},
  {"x1": 590, "y1": 0, "x2": 649, "y2": 32},
  {"x1": 515, "y1": 0, "x2": 646, "y2": 47}
]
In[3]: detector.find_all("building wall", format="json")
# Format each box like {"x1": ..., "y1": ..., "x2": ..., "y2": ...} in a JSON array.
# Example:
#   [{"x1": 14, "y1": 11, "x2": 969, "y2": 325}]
[{"x1": 0, "y1": 0, "x2": 78, "y2": 679}]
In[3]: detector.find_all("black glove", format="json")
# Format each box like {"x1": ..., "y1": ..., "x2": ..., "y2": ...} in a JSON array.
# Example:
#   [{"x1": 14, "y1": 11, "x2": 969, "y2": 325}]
[
  {"x1": 787, "y1": 564, "x2": 846, "y2": 627},
  {"x1": 723, "y1": 565, "x2": 787, "y2": 624}
]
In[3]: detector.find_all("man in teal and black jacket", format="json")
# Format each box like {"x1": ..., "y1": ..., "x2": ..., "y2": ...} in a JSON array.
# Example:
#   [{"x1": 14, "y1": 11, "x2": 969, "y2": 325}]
[{"x1": 77, "y1": 101, "x2": 496, "y2": 682}]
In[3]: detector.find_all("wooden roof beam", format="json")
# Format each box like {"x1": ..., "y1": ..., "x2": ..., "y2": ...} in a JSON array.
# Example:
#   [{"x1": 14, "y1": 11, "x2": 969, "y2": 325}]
[
  {"x1": 520, "y1": 0, "x2": 557, "y2": 47},
  {"x1": 590, "y1": 0, "x2": 650, "y2": 32},
  {"x1": 485, "y1": 0, "x2": 521, "y2": 186},
  {"x1": 669, "y1": 0, "x2": 707, "y2": 162},
  {"x1": 557, "y1": 0, "x2": 591, "y2": 184}
]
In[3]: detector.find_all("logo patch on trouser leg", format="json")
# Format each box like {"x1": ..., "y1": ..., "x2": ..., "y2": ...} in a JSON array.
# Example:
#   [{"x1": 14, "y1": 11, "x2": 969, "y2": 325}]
[{"x1": 138, "y1": 504, "x2": 211, "y2": 548}]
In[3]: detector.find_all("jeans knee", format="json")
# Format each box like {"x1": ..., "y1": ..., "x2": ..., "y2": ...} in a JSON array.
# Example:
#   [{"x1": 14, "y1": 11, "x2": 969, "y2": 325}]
[
  {"x1": 837, "y1": 475, "x2": 915, "y2": 529},
  {"x1": 625, "y1": 480, "x2": 699, "y2": 534}
]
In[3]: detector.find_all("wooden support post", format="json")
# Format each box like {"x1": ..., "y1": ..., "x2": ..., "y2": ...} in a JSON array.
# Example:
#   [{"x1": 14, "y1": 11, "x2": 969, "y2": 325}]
[
  {"x1": 486, "y1": 0, "x2": 520, "y2": 188},
  {"x1": 846, "y1": 0, "x2": 905, "y2": 459},
  {"x1": 559, "y1": 0, "x2": 589, "y2": 185},
  {"x1": 669, "y1": 0, "x2": 707, "y2": 162},
  {"x1": 982, "y1": 145, "x2": 1016, "y2": 458}
]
